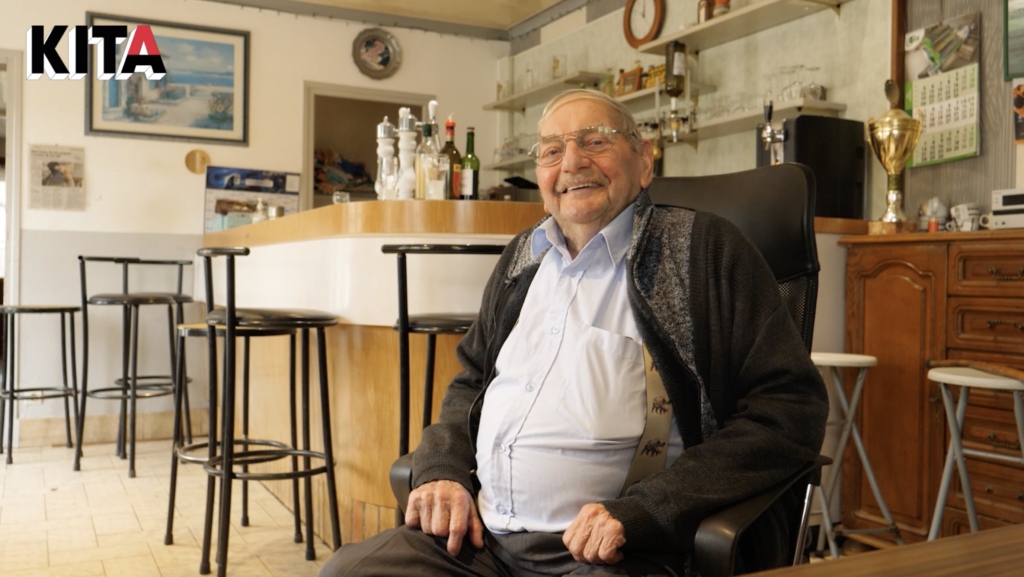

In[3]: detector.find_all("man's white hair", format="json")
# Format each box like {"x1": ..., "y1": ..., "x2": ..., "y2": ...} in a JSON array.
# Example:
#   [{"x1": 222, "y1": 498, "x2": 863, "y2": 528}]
[{"x1": 537, "y1": 89, "x2": 643, "y2": 152}]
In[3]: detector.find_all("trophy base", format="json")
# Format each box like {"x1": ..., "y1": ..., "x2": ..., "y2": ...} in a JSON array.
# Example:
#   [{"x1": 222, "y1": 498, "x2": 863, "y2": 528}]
[{"x1": 868, "y1": 221, "x2": 918, "y2": 235}]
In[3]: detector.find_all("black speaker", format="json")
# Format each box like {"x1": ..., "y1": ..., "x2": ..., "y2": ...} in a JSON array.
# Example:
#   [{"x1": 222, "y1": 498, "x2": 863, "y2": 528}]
[{"x1": 756, "y1": 116, "x2": 865, "y2": 219}]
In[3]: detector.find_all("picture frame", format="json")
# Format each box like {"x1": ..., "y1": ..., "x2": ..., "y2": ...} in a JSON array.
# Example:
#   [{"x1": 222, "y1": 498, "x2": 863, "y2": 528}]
[
  {"x1": 353, "y1": 28, "x2": 402, "y2": 80},
  {"x1": 1006, "y1": 0, "x2": 1024, "y2": 80},
  {"x1": 617, "y1": 66, "x2": 643, "y2": 96},
  {"x1": 85, "y1": 13, "x2": 250, "y2": 146}
]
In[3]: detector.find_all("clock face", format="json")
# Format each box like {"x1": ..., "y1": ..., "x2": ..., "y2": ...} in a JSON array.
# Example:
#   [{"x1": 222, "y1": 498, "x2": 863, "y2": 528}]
[{"x1": 629, "y1": 0, "x2": 657, "y2": 39}]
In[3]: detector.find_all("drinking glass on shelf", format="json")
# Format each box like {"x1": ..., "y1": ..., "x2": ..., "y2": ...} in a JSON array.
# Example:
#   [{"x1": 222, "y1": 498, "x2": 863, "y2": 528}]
[
  {"x1": 425, "y1": 156, "x2": 449, "y2": 201},
  {"x1": 377, "y1": 156, "x2": 399, "y2": 200},
  {"x1": 332, "y1": 191, "x2": 351, "y2": 204}
]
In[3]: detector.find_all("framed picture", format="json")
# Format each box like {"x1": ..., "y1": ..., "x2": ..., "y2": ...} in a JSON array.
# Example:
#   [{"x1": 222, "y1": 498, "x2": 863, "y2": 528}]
[
  {"x1": 85, "y1": 13, "x2": 250, "y2": 145},
  {"x1": 353, "y1": 28, "x2": 402, "y2": 80},
  {"x1": 617, "y1": 66, "x2": 643, "y2": 96},
  {"x1": 1007, "y1": 1, "x2": 1024, "y2": 80}
]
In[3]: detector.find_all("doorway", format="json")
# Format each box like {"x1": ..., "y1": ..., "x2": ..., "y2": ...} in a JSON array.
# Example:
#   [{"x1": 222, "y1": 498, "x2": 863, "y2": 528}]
[
  {"x1": 301, "y1": 82, "x2": 433, "y2": 210},
  {"x1": 0, "y1": 50, "x2": 22, "y2": 308}
]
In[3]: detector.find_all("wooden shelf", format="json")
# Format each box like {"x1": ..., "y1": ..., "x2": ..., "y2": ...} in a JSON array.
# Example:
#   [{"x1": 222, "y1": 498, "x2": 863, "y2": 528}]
[
  {"x1": 485, "y1": 154, "x2": 533, "y2": 172},
  {"x1": 483, "y1": 71, "x2": 605, "y2": 112},
  {"x1": 640, "y1": 0, "x2": 854, "y2": 55},
  {"x1": 665, "y1": 98, "x2": 846, "y2": 145}
]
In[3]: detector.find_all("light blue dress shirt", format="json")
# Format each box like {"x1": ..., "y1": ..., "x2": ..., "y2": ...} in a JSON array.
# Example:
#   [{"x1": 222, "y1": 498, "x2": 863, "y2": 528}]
[{"x1": 476, "y1": 205, "x2": 683, "y2": 534}]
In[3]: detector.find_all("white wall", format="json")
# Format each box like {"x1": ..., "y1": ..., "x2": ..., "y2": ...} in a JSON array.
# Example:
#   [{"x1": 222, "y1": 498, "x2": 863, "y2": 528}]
[
  {"x1": 0, "y1": 0, "x2": 508, "y2": 236},
  {"x1": 0, "y1": 0, "x2": 507, "y2": 438}
]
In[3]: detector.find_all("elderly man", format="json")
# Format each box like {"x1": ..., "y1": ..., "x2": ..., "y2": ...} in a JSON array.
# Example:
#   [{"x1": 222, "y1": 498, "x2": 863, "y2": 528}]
[{"x1": 320, "y1": 90, "x2": 827, "y2": 577}]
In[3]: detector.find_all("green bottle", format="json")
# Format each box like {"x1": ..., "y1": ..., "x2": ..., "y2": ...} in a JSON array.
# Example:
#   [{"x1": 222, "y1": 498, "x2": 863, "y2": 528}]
[{"x1": 460, "y1": 127, "x2": 480, "y2": 200}]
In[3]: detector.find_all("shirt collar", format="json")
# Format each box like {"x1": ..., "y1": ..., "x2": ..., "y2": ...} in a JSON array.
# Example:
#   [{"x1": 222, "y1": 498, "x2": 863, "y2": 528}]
[{"x1": 531, "y1": 203, "x2": 635, "y2": 266}]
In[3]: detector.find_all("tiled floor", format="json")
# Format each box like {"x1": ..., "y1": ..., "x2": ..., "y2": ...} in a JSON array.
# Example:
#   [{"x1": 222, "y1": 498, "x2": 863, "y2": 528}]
[{"x1": 0, "y1": 439, "x2": 329, "y2": 577}]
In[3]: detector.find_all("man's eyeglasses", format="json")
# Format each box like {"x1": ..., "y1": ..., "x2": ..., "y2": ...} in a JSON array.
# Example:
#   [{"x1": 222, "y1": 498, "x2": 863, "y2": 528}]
[{"x1": 528, "y1": 126, "x2": 633, "y2": 167}]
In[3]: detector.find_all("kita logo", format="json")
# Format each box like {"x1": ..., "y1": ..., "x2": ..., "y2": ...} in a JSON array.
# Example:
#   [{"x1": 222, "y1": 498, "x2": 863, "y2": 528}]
[{"x1": 26, "y1": 25, "x2": 167, "y2": 80}]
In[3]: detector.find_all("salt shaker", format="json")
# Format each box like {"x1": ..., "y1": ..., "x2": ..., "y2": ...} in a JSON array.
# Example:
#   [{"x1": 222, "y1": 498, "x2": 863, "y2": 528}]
[
  {"x1": 396, "y1": 108, "x2": 419, "y2": 200},
  {"x1": 376, "y1": 116, "x2": 396, "y2": 200}
]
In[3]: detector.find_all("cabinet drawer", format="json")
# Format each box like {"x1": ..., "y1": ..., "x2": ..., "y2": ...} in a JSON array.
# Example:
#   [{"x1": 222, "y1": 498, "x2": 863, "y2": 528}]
[
  {"x1": 947, "y1": 457, "x2": 1024, "y2": 524},
  {"x1": 949, "y1": 242, "x2": 1024, "y2": 297},
  {"x1": 947, "y1": 350, "x2": 1024, "y2": 411},
  {"x1": 947, "y1": 297, "x2": 1024, "y2": 354},
  {"x1": 941, "y1": 506, "x2": 1011, "y2": 538},
  {"x1": 961, "y1": 404, "x2": 1023, "y2": 460}
]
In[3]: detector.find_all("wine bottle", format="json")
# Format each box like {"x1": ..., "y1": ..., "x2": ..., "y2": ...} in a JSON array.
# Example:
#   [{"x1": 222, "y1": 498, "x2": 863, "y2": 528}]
[
  {"x1": 460, "y1": 127, "x2": 480, "y2": 200},
  {"x1": 414, "y1": 122, "x2": 440, "y2": 200},
  {"x1": 665, "y1": 41, "x2": 686, "y2": 98},
  {"x1": 440, "y1": 115, "x2": 462, "y2": 199}
]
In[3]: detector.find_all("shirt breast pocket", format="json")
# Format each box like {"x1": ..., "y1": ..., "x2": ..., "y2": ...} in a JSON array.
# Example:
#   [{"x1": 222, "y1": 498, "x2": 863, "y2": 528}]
[{"x1": 558, "y1": 326, "x2": 646, "y2": 442}]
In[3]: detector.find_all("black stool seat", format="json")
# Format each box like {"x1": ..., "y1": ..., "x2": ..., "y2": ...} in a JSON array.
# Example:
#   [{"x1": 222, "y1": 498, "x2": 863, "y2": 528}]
[
  {"x1": 397, "y1": 313, "x2": 477, "y2": 334},
  {"x1": 165, "y1": 293, "x2": 194, "y2": 304},
  {"x1": 0, "y1": 305, "x2": 80, "y2": 314},
  {"x1": 207, "y1": 308, "x2": 338, "y2": 328},
  {"x1": 89, "y1": 292, "x2": 177, "y2": 306},
  {"x1": 177, "y1": 322, "x2": 295, "y2": 338}
]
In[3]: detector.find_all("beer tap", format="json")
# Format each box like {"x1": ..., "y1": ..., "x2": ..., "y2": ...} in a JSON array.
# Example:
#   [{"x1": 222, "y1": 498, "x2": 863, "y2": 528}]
[{"x1": 760, "y1": 99, "x2": 787, "y2": 165}]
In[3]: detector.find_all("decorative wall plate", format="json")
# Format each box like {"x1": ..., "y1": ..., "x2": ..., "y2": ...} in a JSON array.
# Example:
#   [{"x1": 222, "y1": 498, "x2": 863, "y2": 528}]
[{"x1": 353, "y1": 28, "x2": 402, "y2": 80}]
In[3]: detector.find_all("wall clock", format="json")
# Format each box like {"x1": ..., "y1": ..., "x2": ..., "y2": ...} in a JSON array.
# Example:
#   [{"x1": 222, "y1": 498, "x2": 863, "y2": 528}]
[
  {"x1": 624, "y1": 0, "x2": 665, "y2": 49},
  {"x1": 353, "y1": 28, "x2": 402, "y2": 80}
]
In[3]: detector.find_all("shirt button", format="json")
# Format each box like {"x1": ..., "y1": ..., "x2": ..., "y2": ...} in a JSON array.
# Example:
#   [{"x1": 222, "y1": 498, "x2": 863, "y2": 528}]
[
  {"x1": 526, "y1": 383, "x2": 535, "y2": 392},
  {"x1": 551, "y1": 326, "x2": 560, "y2": 334},
  {"x1": 498, "y1": 443, "x2": 507, "y2": 453},
  {"x1": 497, "y1": 505, "x2": 506, "y2": 515}
]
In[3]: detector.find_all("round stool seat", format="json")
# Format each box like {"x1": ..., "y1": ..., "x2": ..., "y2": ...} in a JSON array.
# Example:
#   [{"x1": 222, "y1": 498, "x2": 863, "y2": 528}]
[
  {"x1": 811, "y1": 352, "x2": 878, "y2": 368},
  {"x1": 177, "y1": 322, "x2": 295, "y2": 338},
  {"x1": 397, "y1": 313, "x2": 477, "y2": 334},
  {"x1": 89, "y1": 292, "x2": 177, "y2": 306},
  {"x1": 163, "y1": 293, "x2": 194, "y2": 304},
  {"x1": 207, "y1": 307, "x2": 338, "y2": 328},
  {"x1": 927, "y1": 367, "x2": 1024, "y2": 391},
  {"x1": 0, "y1": 305, "x2": 80, "y2": 314}
]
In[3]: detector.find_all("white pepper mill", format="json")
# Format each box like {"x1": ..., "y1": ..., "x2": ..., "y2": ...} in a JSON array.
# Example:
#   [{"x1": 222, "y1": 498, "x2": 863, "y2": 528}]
[{"x1": 397, "y1": 107, "x2": 418, "y2": 200}]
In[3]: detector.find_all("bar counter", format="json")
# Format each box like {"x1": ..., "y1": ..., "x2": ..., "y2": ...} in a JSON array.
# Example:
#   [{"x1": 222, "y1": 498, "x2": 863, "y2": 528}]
[{"x1": 201, "y1": 200, "x2": 547, "y2": 544}]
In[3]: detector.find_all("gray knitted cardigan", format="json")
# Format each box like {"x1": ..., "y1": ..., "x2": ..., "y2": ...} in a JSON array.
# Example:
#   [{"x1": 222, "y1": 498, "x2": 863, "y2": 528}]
[{"x1": 412, "y1": 190, "x2": 828, "y2": 563}]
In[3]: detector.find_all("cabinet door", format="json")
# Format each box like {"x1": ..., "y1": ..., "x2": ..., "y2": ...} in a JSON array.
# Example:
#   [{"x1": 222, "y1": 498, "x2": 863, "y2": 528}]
[{"x1": 843, "y1": 243, "x2": 947, "y2": 544}]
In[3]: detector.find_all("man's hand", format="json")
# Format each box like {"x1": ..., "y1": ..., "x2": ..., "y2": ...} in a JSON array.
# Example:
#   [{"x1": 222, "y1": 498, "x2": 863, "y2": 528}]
[
  {"x1": 405, "y1": 480, "x2": 485, "y2": 557},
  {"x1": 563, "y1": 503, "x2": 626, "y2": 565}
]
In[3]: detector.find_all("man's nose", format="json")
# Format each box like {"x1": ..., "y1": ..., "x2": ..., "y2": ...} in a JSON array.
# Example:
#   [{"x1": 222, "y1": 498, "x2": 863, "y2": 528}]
[{"x1": 561, "y1": 140, "x2": 590, "y2": 171}]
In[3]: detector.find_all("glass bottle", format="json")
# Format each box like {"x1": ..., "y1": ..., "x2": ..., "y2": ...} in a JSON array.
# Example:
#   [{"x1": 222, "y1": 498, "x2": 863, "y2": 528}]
[
  {"x1": 414, "y1": 122, "x2": 440, "y2": 200},
  {"x1": 460, "y1": 127, "x2": 480, "y2": 200},
  {"x1": 440, "y1": 115, "x2": 462, "y2": 199},
  {"x1": 665, "y1": 41, "x2": 686, "y2": 99}
]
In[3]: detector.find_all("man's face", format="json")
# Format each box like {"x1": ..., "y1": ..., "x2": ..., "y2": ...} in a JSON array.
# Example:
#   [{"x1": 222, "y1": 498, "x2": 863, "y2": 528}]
[{"x1": 535, "y1": 99, "x2": 653, "y2": 234}]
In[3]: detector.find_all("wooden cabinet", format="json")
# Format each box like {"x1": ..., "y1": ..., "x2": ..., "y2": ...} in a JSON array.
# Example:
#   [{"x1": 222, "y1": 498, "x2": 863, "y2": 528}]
[{"x1": 841, "y1": 232, "x2": 1024, "y2": 545}]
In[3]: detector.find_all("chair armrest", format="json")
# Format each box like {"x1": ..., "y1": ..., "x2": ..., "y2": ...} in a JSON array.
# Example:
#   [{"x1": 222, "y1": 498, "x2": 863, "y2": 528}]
[
  {"x1": 694, "y1": 456, "x2": 830, "y2": 577},
  {"x1": 389, "y1": 452, "x2": 415, "y2": 515}
]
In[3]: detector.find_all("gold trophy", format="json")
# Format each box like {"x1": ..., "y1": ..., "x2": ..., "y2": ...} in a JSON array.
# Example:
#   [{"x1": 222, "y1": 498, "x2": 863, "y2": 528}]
[{"x1": 868, "y1": 80, "x2": 922, "y2": 223}]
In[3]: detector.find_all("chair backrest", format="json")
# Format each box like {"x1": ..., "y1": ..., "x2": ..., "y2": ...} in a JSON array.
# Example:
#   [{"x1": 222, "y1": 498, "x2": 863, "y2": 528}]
[{"x1": 646, "y1": 163, "x2": 820, "y2": 351}]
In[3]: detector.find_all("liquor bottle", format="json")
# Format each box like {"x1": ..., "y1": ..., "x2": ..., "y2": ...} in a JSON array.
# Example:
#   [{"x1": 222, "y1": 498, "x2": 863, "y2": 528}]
[
  {"x1": 665, "y1": 41, "x2": 686, "y2": 99},
  {"x1": 440, "y1": 115, "x2": 462, "y2": 199},
  {"x1": 414, "y1": 122, "x2": 440, "y2": 200},
  {"x1": 460, "y1": 127, "x2": 480, "y2": 200}
]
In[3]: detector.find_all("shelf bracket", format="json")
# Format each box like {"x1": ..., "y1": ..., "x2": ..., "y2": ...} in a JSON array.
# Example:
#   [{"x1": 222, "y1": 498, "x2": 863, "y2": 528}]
[{"x1": 798, "y1": 0, "x2": 841, "y2": 16}]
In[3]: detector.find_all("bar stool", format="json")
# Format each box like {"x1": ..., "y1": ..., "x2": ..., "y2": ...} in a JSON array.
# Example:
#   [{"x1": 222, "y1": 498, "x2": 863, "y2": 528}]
[
  {"x1": 0, "y1": 305, "x2": 80, "y2": 463},
  {"x1": 926, "y1": 364, "x2": 1024, "y2": 540},
  {"x1": 164, "y1": 320, "x2": 302, "y2": 549},
  {"x1": 198, "y1": 247, "x2": 340, "y2": 577},
  {"x1": 75, "y1": 256, "x2": 194, "y2": 476},
  {"x1": 381, "y1": 244, "x2": 505, "y2": 457},
  {"x1": 810, "y1": 352, "x2": 903, "y2": 557}
]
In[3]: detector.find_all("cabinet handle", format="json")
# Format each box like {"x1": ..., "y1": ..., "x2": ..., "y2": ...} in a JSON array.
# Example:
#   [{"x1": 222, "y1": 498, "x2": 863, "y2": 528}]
[
  {"x1": 985, "y1": 319, "x2": 1024, "y2": 331},
  {"x1": 985, "y1": 485, "x2": 994, "y2": 494},
  {"x1": 988, "y1": 266, "x2": 1024, "y2": 281},
  {"x1": 1018, "y1": 492, "x2": 1023, "y2": 501},
  {"x1": 985, "y1": 431, "x2": 1021, "y2": 450}
]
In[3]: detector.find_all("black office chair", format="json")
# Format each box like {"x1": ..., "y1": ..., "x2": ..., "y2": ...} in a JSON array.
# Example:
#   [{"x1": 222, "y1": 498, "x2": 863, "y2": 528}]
[{"x1": 391, "y1": 164, "x2": 827, "y2": 576}]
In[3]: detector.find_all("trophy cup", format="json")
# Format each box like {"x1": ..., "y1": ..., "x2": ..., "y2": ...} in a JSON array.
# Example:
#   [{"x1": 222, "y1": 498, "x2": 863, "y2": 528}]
[{"x1": 868, "y1": 80, "x2": 922, "y2": 224}]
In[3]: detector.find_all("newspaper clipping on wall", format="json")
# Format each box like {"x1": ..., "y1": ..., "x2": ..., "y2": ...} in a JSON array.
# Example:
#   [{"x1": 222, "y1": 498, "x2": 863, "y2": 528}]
[{"x1": 29, "y1": 145, "x2": 86, "y2": 210}]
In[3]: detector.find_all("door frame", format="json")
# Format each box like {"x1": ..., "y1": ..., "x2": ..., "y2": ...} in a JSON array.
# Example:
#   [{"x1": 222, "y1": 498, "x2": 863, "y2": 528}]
[
  {"x1": 1, "y1": 49, "x2": 23, "y2": 308},
  {"x1": 300, "y1": 82, "x2": 433, "y2": 210}
]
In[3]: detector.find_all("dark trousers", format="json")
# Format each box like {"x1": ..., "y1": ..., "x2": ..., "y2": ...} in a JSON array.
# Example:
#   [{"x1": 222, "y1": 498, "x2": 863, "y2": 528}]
[{"x1": 318, "y1": 525, "x2": 688, "y2": 577}]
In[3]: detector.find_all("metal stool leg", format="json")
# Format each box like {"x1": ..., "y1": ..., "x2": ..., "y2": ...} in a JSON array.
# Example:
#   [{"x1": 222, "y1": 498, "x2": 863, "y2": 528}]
[
  {"x1": 199, "y1": 332, "x2": 219, "y2": 575},
  {"x1": 317, "y1": 327, "x2": 342, "y2": 550},
  {"x1": 288, "y1": 333, "x2": 303, "y2": 543},
  {"x1": 240, "y1": 336, "x2": 250, "y2": 527},
  {"x1": 117, "y1": 304, "x2": 130, "y2": 460},
  {"x1": 5, "y1": 313, "x2": 14, "y2": 464},
  {"x1": 423, "y1": 334, "x2": 436, "y2": 429},
  {"x1": 929, "y1": 383, "x2": 977, "y2": 539},
  {"x1": 814, "y1": 486, "x2": 840, "y2": 558},
  {"x1": 0, "y1": 313, "x2": 8, "y2": 456},
  {"x1": 793, "y1": 483, "x2": 815, "y2": 566},
  {"x1": 127, "y1": 305, "x2": 140, "y2": 478},
  {"x1": 60, "y1": 313, "x2": 73, "y2": 448},
  {"x1": 1014, "y1": 391, "x2": 1024, "y2": 465},
  {"x1": 301, "y1": 329, "x2": 315, "y2": 561},
  {"x1": 215, "y1": 324, "x2": 238, "y2": 577},
  {"x1": 68, "y1": 313, "x2": 81, "y2": 452},
  {"x1": 176, "y1": 302, "x2": 193, "y2": 446},
  {"x1": 165, "y1": 327, "x2": 187, "y2": 546}
]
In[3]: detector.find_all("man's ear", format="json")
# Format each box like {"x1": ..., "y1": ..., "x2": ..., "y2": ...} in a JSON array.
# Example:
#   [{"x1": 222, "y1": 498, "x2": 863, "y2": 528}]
[{"x1": 639, "y1": 139, "x2": 655, "y2": 188}]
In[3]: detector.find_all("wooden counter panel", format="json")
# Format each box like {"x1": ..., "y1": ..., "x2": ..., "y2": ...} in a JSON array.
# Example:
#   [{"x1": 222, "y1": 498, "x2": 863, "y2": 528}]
[
  {"x1": 203, "y1": 201, "x2": 548, "y2": 248},
  {"x1": 840, "y1": 228, "x2": 1024, "y2": 245},
  {"x1": 241, "y1": 324, "x2": 464, "y2": 544},
  {"x1": 814, "y1": 217, "x2": 869, "y2": 235}
]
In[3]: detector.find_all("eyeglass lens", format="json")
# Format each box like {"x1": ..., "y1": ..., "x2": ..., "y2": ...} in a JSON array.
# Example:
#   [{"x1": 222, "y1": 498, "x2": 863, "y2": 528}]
[{"x1": 533, "y1": 128, "x2": 616, "y2": 166}]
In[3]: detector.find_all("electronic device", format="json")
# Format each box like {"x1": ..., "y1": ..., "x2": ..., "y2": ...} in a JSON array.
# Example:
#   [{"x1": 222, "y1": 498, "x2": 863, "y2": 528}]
[
  {"x1": 980, "y1": 212, "x2": 1024, "y2": 230},
  {"x1": 981, "y1": 189, "x2": 1024, "y2": 229},
  {"x1": 755, "y1": 115, "x2": 866, "y2": 219}
]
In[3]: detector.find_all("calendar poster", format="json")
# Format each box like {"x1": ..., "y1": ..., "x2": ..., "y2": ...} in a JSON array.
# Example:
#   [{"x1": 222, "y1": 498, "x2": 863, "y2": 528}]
[{"x1": 904, "y1": 12, "x2": 981, "y2": 167}]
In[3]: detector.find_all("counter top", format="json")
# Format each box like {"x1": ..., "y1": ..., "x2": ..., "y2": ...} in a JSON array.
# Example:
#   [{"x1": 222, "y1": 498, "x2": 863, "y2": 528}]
[
  {"x1": 839, "y1": 228, "x2": 1024, "y2": 245},
  {"x1": 203, "y1": 200, "x2": 549, "y2": 248}
]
